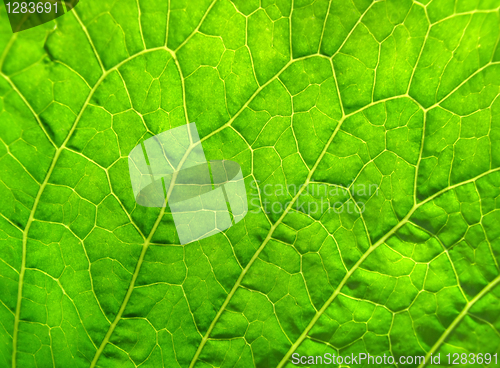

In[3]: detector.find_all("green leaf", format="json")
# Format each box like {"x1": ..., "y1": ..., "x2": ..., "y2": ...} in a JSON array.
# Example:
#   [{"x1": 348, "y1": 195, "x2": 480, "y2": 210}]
[{"x1": 1, "y1": 1, "x2": 500, "y2": 367}]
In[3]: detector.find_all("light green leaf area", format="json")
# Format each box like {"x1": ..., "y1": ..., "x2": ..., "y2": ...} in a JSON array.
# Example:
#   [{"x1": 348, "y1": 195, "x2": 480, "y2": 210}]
[{"x1": 1, "y1": 0, "x2": 500, "y2": 367}]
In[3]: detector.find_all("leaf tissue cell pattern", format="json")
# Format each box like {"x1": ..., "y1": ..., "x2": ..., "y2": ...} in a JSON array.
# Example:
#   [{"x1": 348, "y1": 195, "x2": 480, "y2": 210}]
[{"x1": 0, "y1": 0, "x2": 499, "y2": 367}]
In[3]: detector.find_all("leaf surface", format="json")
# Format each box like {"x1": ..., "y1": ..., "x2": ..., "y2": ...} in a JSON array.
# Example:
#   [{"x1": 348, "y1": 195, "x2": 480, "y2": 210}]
[{"x1": 1, "y1": 1, "x2": 500, "y2": 367}]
